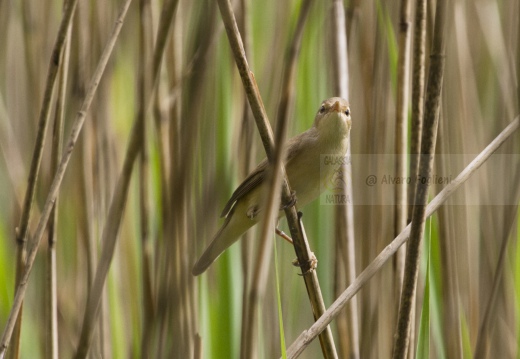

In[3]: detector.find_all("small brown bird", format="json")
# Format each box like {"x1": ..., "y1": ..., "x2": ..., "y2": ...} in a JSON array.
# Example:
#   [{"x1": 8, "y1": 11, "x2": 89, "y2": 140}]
[{"x1": 192, "y1": 97, "x2": 351, "y2": 275}]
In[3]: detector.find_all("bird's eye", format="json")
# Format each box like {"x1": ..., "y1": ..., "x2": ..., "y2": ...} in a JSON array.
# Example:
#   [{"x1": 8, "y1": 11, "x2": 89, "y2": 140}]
[
  {"x1": 319, "y1": 105, "x2": 326, "y2": 114},
  {"x1": 345, "y1": 108, "x2": 351, "y2": 116}
]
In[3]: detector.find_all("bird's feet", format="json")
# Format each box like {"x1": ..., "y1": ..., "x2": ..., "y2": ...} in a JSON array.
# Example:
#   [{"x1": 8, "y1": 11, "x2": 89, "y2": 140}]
[
  {"x1": 246, "y1": 205, "x2": 259, "y2": 220},
  {"x1": 281, "y1": 191, "x2": 297, "y2": 210},
  {"x1": 292, "y1": 252, "x2": 318, "y2": 275}
]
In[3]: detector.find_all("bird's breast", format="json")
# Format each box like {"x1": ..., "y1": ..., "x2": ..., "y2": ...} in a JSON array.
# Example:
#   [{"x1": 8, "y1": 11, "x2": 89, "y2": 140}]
[{"x1": 286, "y1": 137, "x2": 349, "y2": 208}]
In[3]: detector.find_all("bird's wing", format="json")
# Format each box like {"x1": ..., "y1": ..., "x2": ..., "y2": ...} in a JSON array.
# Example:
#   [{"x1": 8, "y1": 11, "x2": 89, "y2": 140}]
[
  {"x1": 220, "y1": 129, "x2": 313, "y2": 218},
  {"x1": 220, "y1": 159, "x2": 267, "y2": 218},
  {"x1": 284, "y1": 130, "x2": 309, "y2": 165}
]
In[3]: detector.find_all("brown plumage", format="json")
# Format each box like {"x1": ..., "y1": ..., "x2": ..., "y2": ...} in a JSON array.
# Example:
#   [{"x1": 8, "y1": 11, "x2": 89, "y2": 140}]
[{"x1": 192, "y1": 97, "x2": 351, "y2": 276}]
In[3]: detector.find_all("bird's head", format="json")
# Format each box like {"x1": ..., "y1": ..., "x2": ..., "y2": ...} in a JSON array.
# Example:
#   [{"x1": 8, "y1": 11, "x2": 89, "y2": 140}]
[{"x1": 313, "y1": 97, "x2": 351, "y2": 140}]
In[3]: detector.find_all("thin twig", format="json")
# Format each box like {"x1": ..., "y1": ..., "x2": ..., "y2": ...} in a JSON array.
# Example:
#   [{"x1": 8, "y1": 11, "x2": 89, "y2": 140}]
[
  {"x1": 0, "y1": 1, "x2": 132, "y2": 357},
  {"x1": 215, "y1": 0, "x2": 274, "y2": 160},
  {"x1": 242, "y1": 1, "x2": 314, "y2": 357},
  {"x1": 75, "y1": 106, "x2": 140, "y2": 359},
  {"x1": 406, "y1": 7, "x2": 427, "y2": 351},
  {"x1": 168, "y1": 3, "x2": 218, "y2": 357},
  {"x1": 330, "y1": 1, "x2": 359, "y2": 358},
  {"x1": 238, "y1": 0, "x2": 256, "y2": 356},
  {"x1": 9, "y1": 1, "x2": 78, "y2": 357},
  {"x1": 74, "y1": 0, "x2": 181, "y2": 356},
  {"x1": 408, "y1": 0, "x2": 427, "y2": 220},
  {"x1": 394, "y1": 0, "x2": 413, "y2": 356},
  {"x1": 215, "y1": 0, "x2": 338, "y2": 357},
  {"x1": 138, "y1": 0, "x2": 155, "y2": 357},
  {"x1": 284, "y1": 116, "x2": 520, "y2": 358},
  {"x1": 46, "y1": 8, "x2": 72, "y2": 358},
  {"x1": 394, "y1": 0, "x2": 412, "y2": 288},
  {"x1": 392, "y1": 0, "x2": 447, "y2": 356}
]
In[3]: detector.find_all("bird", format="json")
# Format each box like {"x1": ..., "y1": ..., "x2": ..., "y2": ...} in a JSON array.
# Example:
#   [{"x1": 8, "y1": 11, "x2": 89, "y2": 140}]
[{"x1": 192, "y1": 97, "x2": 352, "y2": 276}]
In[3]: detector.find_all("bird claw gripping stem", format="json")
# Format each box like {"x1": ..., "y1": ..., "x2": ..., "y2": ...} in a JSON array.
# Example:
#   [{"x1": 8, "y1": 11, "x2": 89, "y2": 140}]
[
  {"x1": 281, "y1": 190, "x2": 297, "y2": 211},
  {"x1": 292, "y1": 252, "x2": 318, "y2": 275}
]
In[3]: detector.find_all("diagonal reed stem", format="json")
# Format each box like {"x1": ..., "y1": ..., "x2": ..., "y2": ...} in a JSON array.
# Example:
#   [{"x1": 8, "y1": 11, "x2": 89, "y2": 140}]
[
  {"x1": 241, "y1": 0, "x2": 314, "y2": 356},
  {"x1": 8, "y1": 1, "x2": 78, "y2": 357},
  {"x1": 392, "y1": 0, "x2": 447, "y2": 356},
  {"x1": 46, "y1": 10, "x2": 72, "y2": 358},
  {"x1": 0, "y1": 0, "x2": 132, "y2": 357},
  {"x1": 215, "y1": 0, "x2": 338, "y2": 357},
  {"x1": 75, "y1": 0, "x2": 181, "y2": 356},
  {"x1": 285, "y1": 116, "x2": 520, "y2": 358}
]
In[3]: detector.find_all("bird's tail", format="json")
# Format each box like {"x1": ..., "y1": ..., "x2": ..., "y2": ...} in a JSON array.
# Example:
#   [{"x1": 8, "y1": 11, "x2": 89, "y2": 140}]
[{"x1": 192, "y1": 210, "x2": 253, "y2": 276}]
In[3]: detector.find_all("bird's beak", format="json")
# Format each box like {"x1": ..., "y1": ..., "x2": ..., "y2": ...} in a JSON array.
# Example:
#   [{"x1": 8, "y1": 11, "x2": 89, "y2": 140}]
[{"x1": 332, "y1": 101, "x2": 341, "y2": 113}]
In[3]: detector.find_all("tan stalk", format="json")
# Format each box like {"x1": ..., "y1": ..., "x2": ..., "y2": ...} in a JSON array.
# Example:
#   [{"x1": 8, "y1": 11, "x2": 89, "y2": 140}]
[
  {"x1": 241, "y1": 1, "x2": 314, "y2": 357},
  {"x1": 45, "y1": 9, "x2": 71, "y2": 358},
  {"x1": 0, "y1": 0, "x2": 132, "y2": 357},
  {"x1": 394, "y1": 0, "x2": 412, "y2": 292},
  {"x1": 215, "y1": 0, "x2": 338, "y2": 357},
  {"x1": 408, "y1": 0, "x2": 427, "y2": 221},
  {"x1": 285, "y1": 116, "x2": 520, "y2": 358},
  {"x1": 238, "y1": 0, "x2": 257, "y2": 356},
  {"x1": 392, "y1": 0, "x2": 448, "y2": 356},
  {"x1": 138, "y1": 0, "x2": 155, "y2": 357},
  {"x1": 330, "y1": 1, "x2": 360, "y2": 358},
  {"x1": 8, "y1": 0, "x2": 78, "y2": 357},
  {"x1": 75, "y1": 0, "x2": 182, "y2": 356},
  {"x1": 394, "y1": 0, "x2": 413, "y2": 356}
]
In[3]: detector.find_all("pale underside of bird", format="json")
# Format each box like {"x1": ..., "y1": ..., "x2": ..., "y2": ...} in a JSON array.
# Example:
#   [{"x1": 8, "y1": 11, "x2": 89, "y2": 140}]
[{"x1": 192, "y1": 97, "x2": 351, "y2": 276}]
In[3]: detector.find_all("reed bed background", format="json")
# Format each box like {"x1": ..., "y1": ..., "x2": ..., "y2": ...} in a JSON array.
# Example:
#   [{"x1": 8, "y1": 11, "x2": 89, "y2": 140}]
[{"x1": 0, "y1": 0, "x2": 519, "y2": 358}]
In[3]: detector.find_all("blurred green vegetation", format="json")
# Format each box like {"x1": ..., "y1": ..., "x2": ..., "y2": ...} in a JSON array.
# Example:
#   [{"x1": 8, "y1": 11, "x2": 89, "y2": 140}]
[{"x1": 0, "y1": 0, "x2": 519, "y2": 358}]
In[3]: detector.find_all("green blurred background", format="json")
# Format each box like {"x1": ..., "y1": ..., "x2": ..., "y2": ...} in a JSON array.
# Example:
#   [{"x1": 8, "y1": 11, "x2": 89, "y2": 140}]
[{"x1": 0, "y1": 0, "x2": 519, "y2": 358}]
